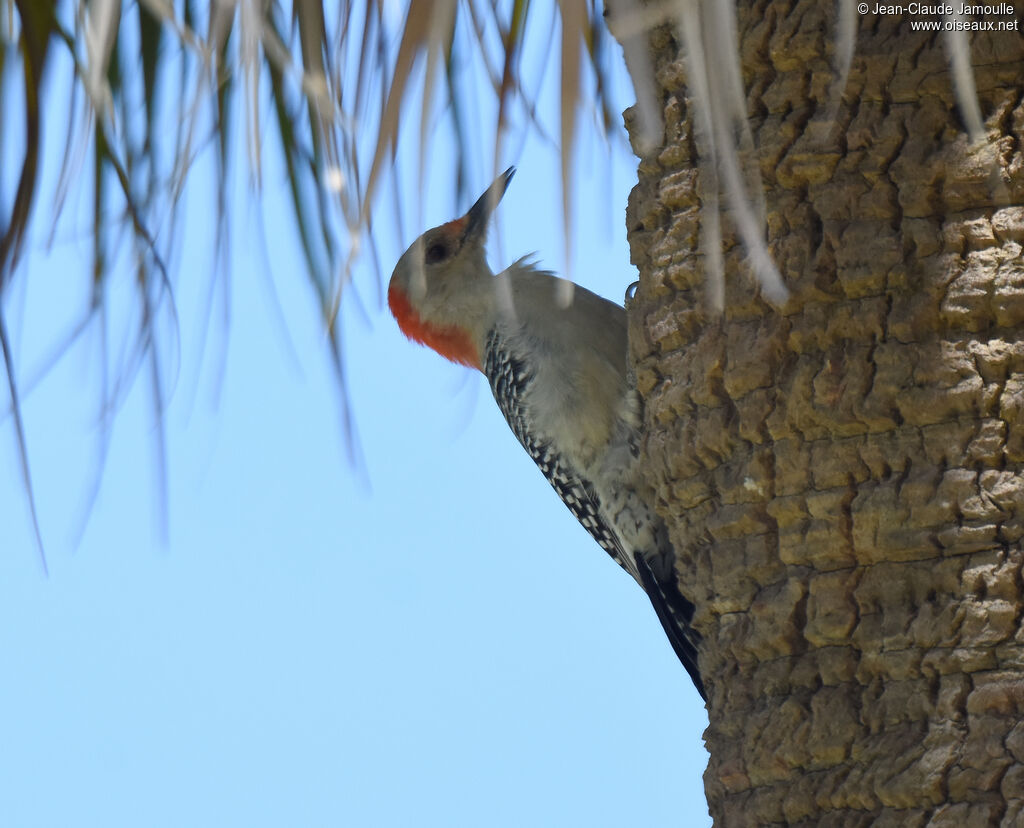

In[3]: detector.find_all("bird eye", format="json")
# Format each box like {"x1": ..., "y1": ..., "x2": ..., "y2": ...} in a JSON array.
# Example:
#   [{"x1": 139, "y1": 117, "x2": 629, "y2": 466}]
[{"x1": 425, "y1": 242, "x2": 448, "y2": 264}]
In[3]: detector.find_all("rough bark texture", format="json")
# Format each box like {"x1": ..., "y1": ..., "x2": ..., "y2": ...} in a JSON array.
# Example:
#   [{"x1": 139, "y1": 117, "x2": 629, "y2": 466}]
[{"x1": 619, "y1": 4, "x2": 1024, "y2": 825}]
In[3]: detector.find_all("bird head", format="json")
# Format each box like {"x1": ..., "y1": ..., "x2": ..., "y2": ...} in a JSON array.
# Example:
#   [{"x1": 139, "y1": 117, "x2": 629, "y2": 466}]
[{"x1": 388, "y1": 168, "x2": 514, "y2": 369}]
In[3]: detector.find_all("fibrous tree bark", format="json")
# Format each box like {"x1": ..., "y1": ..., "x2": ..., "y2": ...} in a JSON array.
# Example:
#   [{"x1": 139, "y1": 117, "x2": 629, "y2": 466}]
[{"x1": 616, "y1": 3, "x2": 1024, "y2": 824}]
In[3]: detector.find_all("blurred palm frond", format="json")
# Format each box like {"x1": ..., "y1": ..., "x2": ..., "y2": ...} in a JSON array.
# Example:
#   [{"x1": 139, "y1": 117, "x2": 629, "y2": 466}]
[{"x1": 0, "y1": 0, "x2": 618, "y2": 564}]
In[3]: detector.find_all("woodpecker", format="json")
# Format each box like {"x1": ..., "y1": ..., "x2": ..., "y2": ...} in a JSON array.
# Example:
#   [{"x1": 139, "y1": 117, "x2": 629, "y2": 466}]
[{"x1": 388, "y1": 168, "x2": 705, "y2": 700}]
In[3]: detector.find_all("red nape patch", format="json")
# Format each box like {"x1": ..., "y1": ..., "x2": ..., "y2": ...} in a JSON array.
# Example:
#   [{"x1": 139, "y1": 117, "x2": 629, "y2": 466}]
[
  {"x1": 388, "y1": 284, "x2": 481, "y2": 370},
  {"x1": 441, "y1": 216, "x2": 467, "y2": 235}
]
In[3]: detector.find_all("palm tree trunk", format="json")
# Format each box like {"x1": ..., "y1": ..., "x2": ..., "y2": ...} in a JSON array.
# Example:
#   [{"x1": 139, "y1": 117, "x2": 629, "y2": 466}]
[{"x1": 616, "y1": 5, "x2": 1024, "y2": 823}]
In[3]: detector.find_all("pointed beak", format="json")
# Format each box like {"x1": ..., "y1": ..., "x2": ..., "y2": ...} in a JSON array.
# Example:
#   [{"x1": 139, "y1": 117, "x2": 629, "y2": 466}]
[{"x1": 462, "y1": 167, "x2": 515, "y2": 241}]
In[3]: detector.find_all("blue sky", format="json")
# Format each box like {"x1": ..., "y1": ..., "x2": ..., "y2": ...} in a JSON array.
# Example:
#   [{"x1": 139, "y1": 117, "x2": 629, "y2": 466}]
[{"x1": 0, "y1": 7, "x2": 710, "y2": 827}]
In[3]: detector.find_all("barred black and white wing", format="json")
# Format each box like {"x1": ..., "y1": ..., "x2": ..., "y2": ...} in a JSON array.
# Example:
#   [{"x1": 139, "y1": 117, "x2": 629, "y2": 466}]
[
  {"x1": 484, "y1": 331, "x2": 630, "y2": 568},
  {"x1": 484, "y1": 330, "x2": 706, "y2": 700}
]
